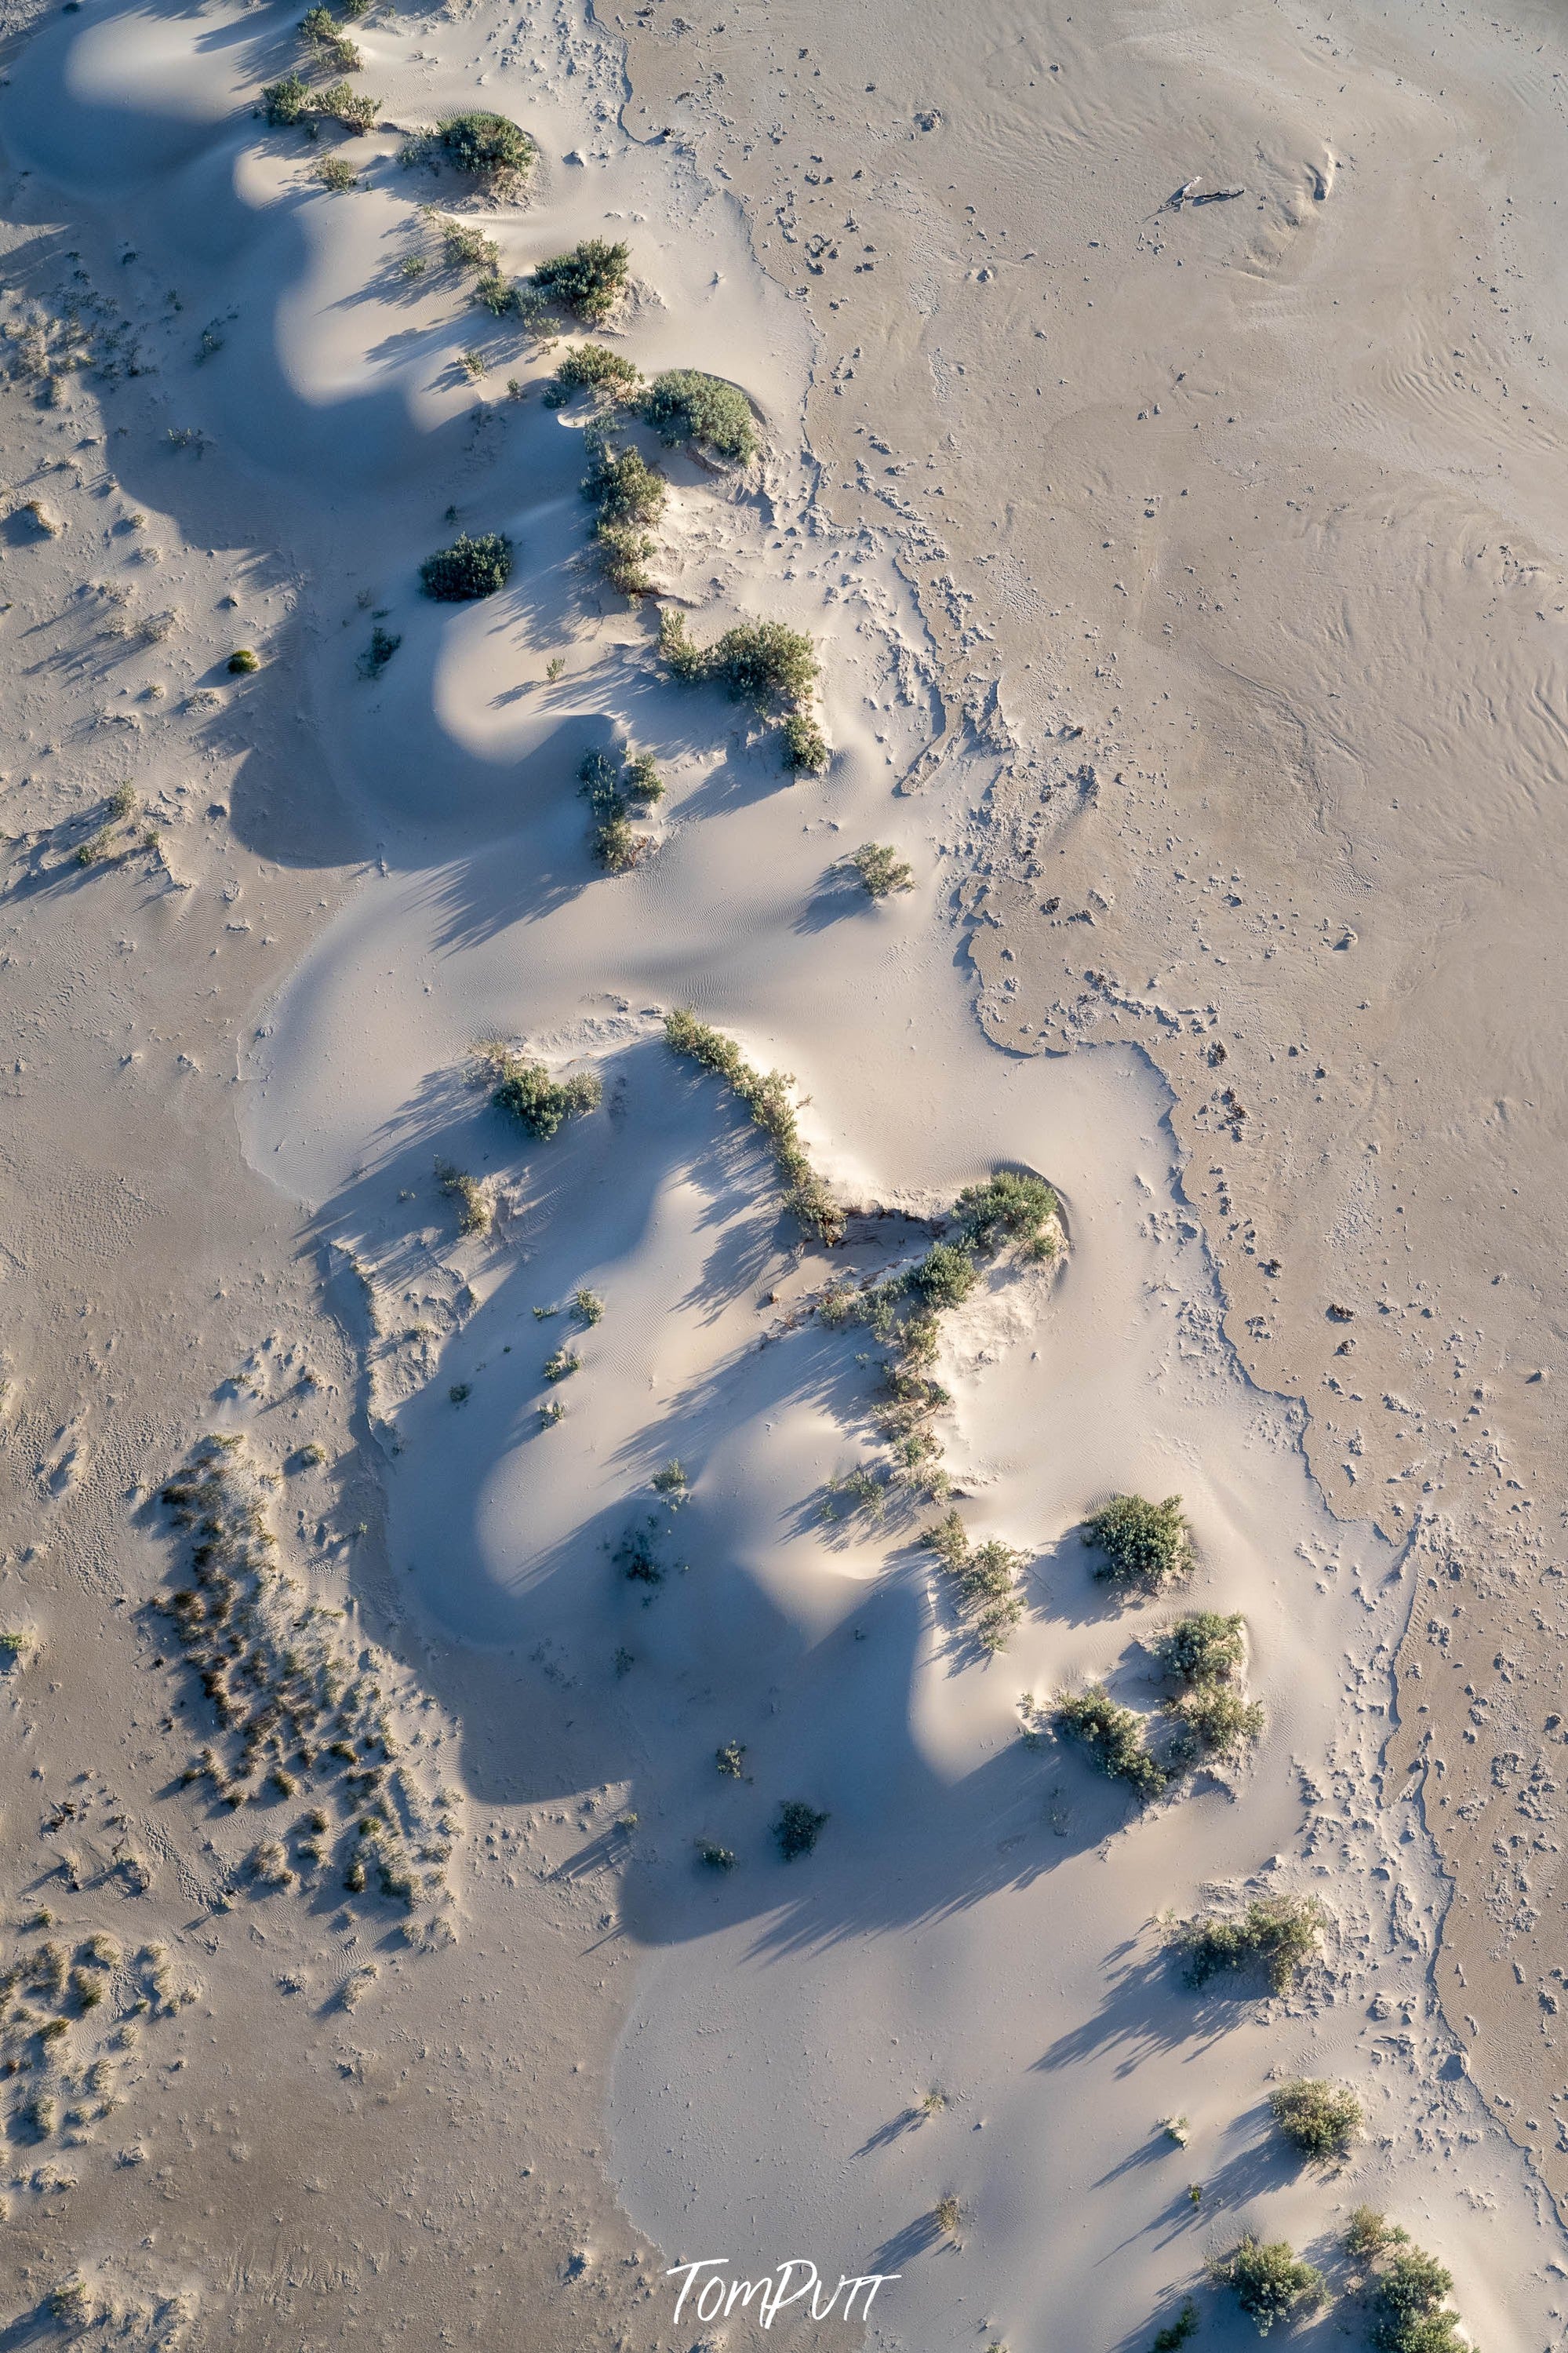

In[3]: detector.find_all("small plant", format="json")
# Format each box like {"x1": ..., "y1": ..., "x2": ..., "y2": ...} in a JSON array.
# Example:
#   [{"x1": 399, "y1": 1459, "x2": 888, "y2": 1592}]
[
  {"x1": 932, "y1": 2195, "x2": 962, "y2": 2238},
  {"x1": 652, "y1": 1459, "x2": 689, "y2": 1505},
  {"x1": 261, "y1": 71, "x2": 311, "y2": 126},
  {"x1": 315, "y1": 155, "x2": 358, "y2": 191},
  {"x1": 1268, "y1": 2077, "x2": 1362, "y2": 2162},
  {"x1": 436, "y1": 1160, "x2": 491, "y2": 1236},
  {"x1": 480, "y1": 1044, "x2": 602, "y2": 1138},
  {"x1": 1369, "y1": 2243, "x2": 1466, "y2": 2351},
  {"x1": 697, "y1": 1839, "x2": 736, "y2": 1870},
  {"x1": 774, "y1": 1799, "x2": 828, "y2": 1860},
  {"x1": 227, "y1": 647, "x2": 260, "y2": 674},
  {"x1": 439, "y1": 219, "x2": 500, "y2": 272},
  {"x1": 473, "y1": 273, "x2": 515, "y2": 316},
  {"x1": 573, "y1": 1288, "x2": 604, "y2": 1325},
  {"x1": 919, "y1": 2089, "x2": 947, "y2": 2117},
  {"x1": 358, "y1": 624, "x2": 401, "y2": 679},
  {"x1": 449, "y1": 1382, "x2": 471, "y2": 1405},
  {"x1": 909, "y1": 1240, "x2": 977, "y2": 1309},
  {"x1": 1159, "y1": 1611, "x2": 1263, "y2": 1759},
  {"x1": 1150, "y1": 2301, "x2": 1199, "y2": 2351},
  {"x1": 579, "y1": 749, "x2": 652, "y2": 872},
  {"x1": 435, "y1": 110, "x2": 535, "y2": 184},
  {"x1": 660, "y1": 614, "x2": 818, "y2": 712},
  {"x1": 459, "y1": 347, "x2": 487, "y2": 380},
  {"x1": 1082, "y1": 1493, "x2": 1193, "y2": 1591},
  {"x1": 420, "y1": 532, "x2": 512, "y2": 600},
  {"x1": 847, "y1": 841, "x2": 911, "y2": 897},
  {"x1": 539, "y1": 1399, "x2": 565, "y2": 1428},
  {"x1": 0, "y1": 1628, "x2": 36, "y2": 1669},
  {"x1": 316, "y1": 81, "x2": 380, "y2": 133},
  {"x1": 1162, "y1": 2115, "x2": 1189, "y2": 2146},
  {"x1": 1053, "y1": 1685, "x2": 1165, "y2": 1798},
  {"x1": 623, "y1": 751, "x2": 664, "y2": 803},
  {"x1": 715, "y1": 1740, "x2": 747, "y2": 1779},
  {"x1": 664, "y1": 1011, "x2": 842, "y2": 1244},
  {"x1": 1345, "y1": 2207, "x2": 1402, "y2": 2264},
  {"x1": 1159, "y1": 1610, "x2": 1244, "y2": 1685},
  {"x1": 400, "y1": 253, "x2": 428, "y2": 280},
  {"x1": 546, "y1": 654, "x2": 566, "y2": 680},
  {"x1": 955, "y1": 1170, "x2": 1060, "y2": 1256},
  {"x1": 552, "y1": 341, "x2": 642, "y2": 402},
  {"x1": 300, "y1": 6, "x2": 359, "y2": 70},
  {"x1": 530, "y1": 238, "x2": 631, "y2": 325},
  {"x1": 617, "y1": 1524, "x2": 662, "y2": 1585},
  {"x1": 782, "y1": 712, "x2": 828, "y2": 773},
  {"x1": 543, "y1": 1347, "x2": 580, "y2": 1383},
  {"x1": 1173, "y1": 1893, "x2": 1325, "y2": 1994},
  {"x1": 641, "y1": 368, "x2": 759, "y2": 462},
  {"x1": 921, "y1": 1510, "x2": 1024, "y2": 1651},
  {"x1": 1210, "y1": 2237, "x2": 1323, "y2": 2335}
]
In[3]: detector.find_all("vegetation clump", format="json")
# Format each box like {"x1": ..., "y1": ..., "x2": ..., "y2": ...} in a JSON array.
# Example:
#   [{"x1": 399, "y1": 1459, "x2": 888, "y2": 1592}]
[
  {"x1": 551, "y1": 341, "x2": 642, "y2": 404},
  {"x1": 1150, "y1": 2301, "x2": 1199, "y2": 2351},
  {"x1": 1344, "y1": 2219, "x2": 1468, "y2": 2353},
  {"x1": 436, "y1": 1160, "x2": 491, "y2": 1236},
  {"x1": 774, "y1": 1800, "x2": 828, "y2": 1860},
  {"x1": 664, "y1": 1010, "x2": 843, "y2": 1244},
  {"x1": 782, "y1": 712, "x2": 829, "y2": 773},
  {"x1": 478, "y1": 1042, "x2": 602, "y2": 1138},
  {"x1": 1268, "y1": 2077, "x2": 1362, "y2": 2162},
  {"x1": 433, "y1": 110, "x2": 535, "y2": 184},
  {"x1": 1210, "y1": 2237, "x2": 1324, "y2": 2335},
  {"x1": 358, "y1": 624, "x2": 401, "y2": 679},
  {"x1": 922, "y1": 1511, "x2": 1024, "y2": 1652},
  {"x1": 641, "y1": 367, "x2": 758, "y2": 463},
  {"x1": 1082, "y1": 1492, "x2": 1193, "y2": 1591},
  {"x1": 581, "y1": 432, "x2": 666, "y2": 596},
  {"x1": 579, "y1": 748, "x2": 656, "y2": 872},
  {"x1": 300, "y1": 5, "x2": 360, "y2": 71},
  {"x1": 261, "y1": 71, "x2": 312, "y2": 126},
  {"x1": 955, "y1": 1170, "x2": 1060, "y2": 1256},
  {"x1": 697, "y1": 1839, "x2": 736, "y2": 1870},
  {"x1": 846, "y1": 841, "x2": 912, "y2": 897},
  {"x1": 316, "y1": 78, "x2": 379, "y2": 132},
  {"x1": 1053, "y1": 1685, "x2": 1165, "y2": 1798},
  {"x1": 531, "y1": 238, "x2": 631, "y2": 325},
  {"x1": 659, "y1": 610, "x2": 824, "y2": 768},
  {"x1": 227, "y1": 647, "x2": 260, "y2": 675},
  {"x1": 419, "y1": 532, "x2": 513, "y2": 600},
  {"x1": 1158, "y1": 1609, "x2": 1264, "y2": 1760},
  {"x1": 1173, "y1": 1892, "x2": 1325, "y2": 1994}
]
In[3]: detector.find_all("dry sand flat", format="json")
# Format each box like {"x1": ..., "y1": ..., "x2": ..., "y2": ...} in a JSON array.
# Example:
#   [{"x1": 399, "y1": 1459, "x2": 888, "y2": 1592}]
[{"x1": 0, "y1": 0, "x2": 1564, "y2": 2344}]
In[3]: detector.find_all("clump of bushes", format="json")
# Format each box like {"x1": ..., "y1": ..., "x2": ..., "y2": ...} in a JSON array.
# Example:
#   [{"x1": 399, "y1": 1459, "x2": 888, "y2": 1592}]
[
  {"x1": 1210, "y1": 2237, "x2": 1324, "y2": 2335},
  {"x1": 1158, "y1": 1610, "x2": 1264, "y2": 1760},
  {"x1": 358, "y1": 624, "x2": 400, "y2": 679},
  {"x1": 664, "y1": 1010, "x2": 843, "y2": 1244},
  {"x1": 436, "y1": 1160, "x2": 491, "y2": 1236},
  {"x1": 478, "y1": 1042, "x2": 602, "y2": 1138},
  {"x1": 1150, "y1": 2300, "x2": 1198, "y2": 2351},
  {"x1": 581, "y1": 433, "x2": 667, "y2": 596},
  {"x1": 782, "y1": 712, "x2": 829, "y2": 773},
  {"x1": 922, "y1": 1510, "x2": 1024, "y2": 1652},
  {"x1": 660, "y1": 610, "x2": 825, "y2": 768},
  {"x1": 697, "y1": 1838, "x2": 736, "y2": 1870},
  {"x1": 433, "y1": 110, "x2": 535, "y2": 184},
  {"x1": 299, "y1": 5, "x2": 360, "y2": 71},
  {"x1": 955, "y1": 1170, "x2": 1060, "y2": 1256},
  {"x1": 1173, "y1": 1892, "x2": 1325, "y2": 1994},
  {"x1": 1053, "y1": 1685, "x2": 1164, "y2": 1799},
  {"x1": 316, "y1": 79, "x2": 379, "y2": 133},
  {"x1": 1346, "y1": 2217, "x2": 1468, "y2": 2353},
  {"x1": 419, "y1": 532, "x2": 512, "y2": 600},
  {"x1": 550, "y1": 341, "x2": 642, "y2": 404},
  {"x1": 1082, "y1": 1492, "x2": 1192, "y2": 1591},
  {"x1": 1268, "y1": 2077, "x2": 1362, "y2": 2162},
  {"x1": 774, "y1": 1800, "x2": 828, "y2": 1860},
  {"x1": 531, "y1": 238, "x2": 631, "y2": 325},
  {"x1": 641, "y1": 368, "x2": 758, "y2": 463},
  {"x1": 261, "y1": 71, "x2": 312, "y2": 126},
  {"x1": 579, "y1": 747, "x2": 661, "y2": 872},
  {"x1": 847, "y1": 841, "x2": 911, "y2": 897}
]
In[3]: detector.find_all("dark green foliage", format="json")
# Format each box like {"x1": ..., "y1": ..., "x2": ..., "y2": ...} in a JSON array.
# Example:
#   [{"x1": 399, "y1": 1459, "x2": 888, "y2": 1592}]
[
  {"x1": 487, "y1": 1051, "x2": 602, "y2": 1138},
  {"x1": 1175, "y1": 1893, "x2": 1325, "y2": 1994},
  {"x1": 1054, "y1": 1685, "x2": 1165, "y2": 1798},
  {"x1": 617, "y1": 1524, "x2": 662, "y2": 1584},
  {"x1": 922, "y1": 1510, "x2": 1024, "y2": 1652},
  {"x1": 1151, "y1": 2301, "x2": 1199, "y2": 2351},
  {"x1": 358, "y1": 625, "x2": 400, "y2": 679},
  {"x1": 419, "y1": 532, "x2": 513, "y2": 600},
  {"x1": 846, "y1": 842, "x2": 911, "y2": 898},
  {"x1": 782, "y1": 712, "x2": 829, "y2": 772},
  {"x1": 554, "y1": 341, "x2": 642, "y2": 401},
  {"x1": 299, "y1": 5, "x2": 360, "y2": 69},
  {"x1": 579, "y1": 749, "x2": 651, "y2": 872},
  {"x1": 774, "y1": 1800, "x2": 828, "y2": 1860},
  {"x1": 583, "y1": 437, "x2": 665, "y2": 525},
  {"x1": 697, "y1": 1838, "x2": 736, "y2": 1870},
  {"x1": 1211, "y1": 2238, "x2": 1324, "y2": 2335},
  {"x1": 1268, "y1": 2078, "x2": 1362, "y2": 2162},
  {"x1": 227, "y1": 648, "x2": 260, "y2": 675},
  {"x1": 657, "y1": 610, "x2": 818, "y2": 712},
  {"x1": 316, "y1": 81, "x2": 380, "y2": 132},
  {"x1": 1346, "y1": 2209, "x2": 1401, "y2": 2264},
  {"x1": 261, "y1": 72, "x2": 311, "y2": 126},
  {"x1": 1371, "y1": 2248, "x2": 1465, "y2": 2353},
  {"x1": 658, "y1": 606, "x2": 707, "y2": 683},
  {"x1": 664, "y1": 1010, "x2": 843, "y2": 1244},
  {"x1": 1159, "y1": 1610, "x2": 1244, "y2": 1685},
  {"x1": 955, "y1": 1170, "x2": 1059, "y2": 1255},
  {"x1": 908, "y1": 1241, "x2": 977, "y2": 1310},
  {"x1": 641, "y1": 368, "x2": 759, "y2": 462},
  {"x1": 437, "y1": 111, "x2": 535, "y2": 180},
  {"x1": 1082, "y1": 1492, "x2": 1193, "y2": 1590},
  {"x1": 622, "y1": 751, "x2": 664, "y2": 803},
  {"x1": 1159, "y1": 1610, "x2": 1263, "y2": 1758},
  {"x1": 472, "y1": 271, "x2": 515, "y2": 315},
  {"x1": 531, "y1": 238, "x2": 631, "y2": 325}
]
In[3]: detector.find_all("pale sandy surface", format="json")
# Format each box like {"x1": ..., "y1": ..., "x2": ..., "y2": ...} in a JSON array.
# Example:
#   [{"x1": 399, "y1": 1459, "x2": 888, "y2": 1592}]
[{"x1": 0, "y1": 0, "x2": 1565, "y2": 2346}]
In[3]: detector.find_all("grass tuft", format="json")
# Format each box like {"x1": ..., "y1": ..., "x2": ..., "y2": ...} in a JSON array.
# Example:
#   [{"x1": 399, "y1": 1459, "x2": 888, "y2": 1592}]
[
  {"x1": 846, "y1": 841, "x2": 911, "y2": 896},
  {"x1": 921, "y1": 1510, "x2": 1024, "y2": 1651}
]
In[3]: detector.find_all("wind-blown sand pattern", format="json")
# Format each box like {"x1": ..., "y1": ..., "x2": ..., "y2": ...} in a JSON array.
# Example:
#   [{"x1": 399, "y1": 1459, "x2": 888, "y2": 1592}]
[{"x1": 2, "y1": 0, "x2": 1568, "y2": 2345}]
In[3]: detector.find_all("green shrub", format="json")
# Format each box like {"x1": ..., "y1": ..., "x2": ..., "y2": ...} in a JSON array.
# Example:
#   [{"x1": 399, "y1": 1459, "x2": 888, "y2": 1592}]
[
  {"x1": 1210, "y1": 2237, "x2": 1323, "y2": 2334},
  {"x1": 436, "y1": 111, "x2": 535, "y2": 181},
  {"x1": 908, "y1": 1241, "x2": 977, "y2": 1310},
  {"x1": 1346, "y1": 2208, "x2": 1400, "y2": 2264},
  {"x1": 617, "y1": 1523, "x2": 661, "y2": 1583},
  {"x1": 782, "y1": 712, "x2": 828, "y2": 772},
  {"x1": 712, "y1": 620, "x2": 817, "y2": 709},
  {"x1": 473, "y1": 272, "x2": 515, "y2": 315},
  {"x1": 623, "y1": 751, "x2": 664, "y2": 803},
  {"x1": 316, "y1": 80, "x2": 380, "y2": 132},
  {"x1": 658, "y1": 606, "x2": 707, "y2": 683},
  {"x1": 358, "y1": 624, "x2": 401, "y2": 679},
  {"x1": 955, "y1": 1170, "x2": 1059, "y2": 1255},
  {"x1": 1053, "y1": 1685, "x2": 1165, "y2": 1798},
  {"x1": 315, "y1": 155, "x2": 358, "y2": 191},
  {"x1": 420, "y1": 532, "x2": 512, "y2": 600},
  {"x1": 579, "y1": 749, "x2": 651, "y2": 870},
  {"x1": 1172, "y1": 1681, "x2": 1264, "y2": 1756},
  {"x1": 1268, "y1": 2077, "x2": 1362, "y2": 2161},
  {"x1": 436, "y1": 1160, "x2": 490, "y2": 1235},
  {"x1": 922, "y1": 1510, "x2": 1024, "y2": 1652},
  {"x1": 300, "y1": 6, "x2": 358, "y2": 68},
  {"x1": 1150, "y1": 2301, "x2": 1199, "y2": 2351},
  {"x1": 641, "y1": 368, "x2": 758, "y2": 462},
  {"x1": 583, "y1": 437, "x2": 665, "y2": 525},
  {"x1": 715, "y1": 1739, "x2": 746, "y2": 1778},
  {"x1": 1371, "y1": 2246, "x2": 1465, "y2": 2352},
  {"x1": 554, "y1": 341, "x2": 642, "y2": 401},
  {"x1": 1175, "y1": 1893, "x2": 1324, "y2": 1993},
  {"x1": 774, "y1": 1799, "x2": 828, "y2": 1860},
  {"x1": 227, "y1": 648, "x2": 260, "y2": 674},
  {"x1": 847, "y1": 841, "x2": 911, "y2": 896},
  {"x1": 1159, "y1": 1609, "x2": 1244, "y2": 1685},
  {"x1": 1082, "y1": 1493, "x2": 1192, "y2": 1590},
  {"x1": 697, "y1": 1838, "x2": 736, "y2": 1870},
  {"x1": 664, "y1": 1010, "x2": 843, "y2": 1244},
  {"x1": 531, "y1": 238, "x2": 631, "y2": 325},
  {"x1": 261, "y1": 71, "x2": 312, "y2": 126},
  {"x1": 1159, "y1": 1610, "x2": 1263, "y2": 1757},
  {"x1": 484, "y1": 1047, "x2": 602, "y2": 1138},
  {"x1": 439, "y1": 218, "x2": 500, "y2": 272}
]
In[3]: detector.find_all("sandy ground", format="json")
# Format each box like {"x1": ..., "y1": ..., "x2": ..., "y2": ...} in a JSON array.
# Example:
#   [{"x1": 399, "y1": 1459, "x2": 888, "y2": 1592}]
[{"x1": 2, "y1": 0, "x2": 1567, "y2": 2346}]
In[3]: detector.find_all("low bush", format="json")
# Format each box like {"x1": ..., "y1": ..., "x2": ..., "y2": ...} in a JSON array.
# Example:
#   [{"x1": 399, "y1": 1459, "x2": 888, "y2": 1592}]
[
  {"x1": 531, "y1": 238, "x2": 631, "y2": 325},
  {"x1": 315, "y1": 155, "x2": 358, "y2": 191},
  {"x1": 472, "y1": 272, "x2": 515, "y2": 315},
  {"x1": 1150, "y1": 2301, "x2": 1199, "y2": 2351},
  {"x1": 1210, "y1": 2237, "x2": 1324, "y2": 2335},
  {"x1": 583, "y1": 436, "x2": 665, "y2": 526},
  {"x1": 554, "y1": 341, "x2": 642, "y2": 402},
  {"x1": 1268, "y1": 2077, "x2": 1362, "y2": 2162},
  {"x1": 436, "y1": 110, "x2": 535, "y2": 183},
  {"x1": 658, "y1": 610, "x2": 818, "y2": 712},
  {"x1": 1346, "y1": 2208, "x2": 1400, "y2": 2264},
  {"x1": 775, "y1": 1799, "x2": 828, "y2": 1860},
  {"x1": 908, "y1": 1240, "x2": 977, "y2": 1310},
  {"x1": 358, "y1": 624, "x2": 401, "y2": 679},
  {"x1": 847, "y1": 841, "x2": 911, "y2": 896},
  {"x1": 482, "y1": 1045, "x2": 602, "y2": 1138},
  {"x1": 1174, "y1": 1892, "x2": 1325, "y2": 1993},
  {"x1": 1159, "y1": 1609, "x2": 1264, "y2": 1758},
  {"x1": 300, "y1": 5, "x2": 359, "y2": 70},
  {"x1": 261, "y1": 71, "x2": 311, "y2": 126},
  {"x1": 435, "y1": 1160, "x2": 490, "y2": 1235},
  {"x1": 1172, "y1": 1681, "x2": 1264, "y2": 1756},
  {"x1": 439, "y1": 217, "x2": 500, "y2": 272},
  {"x1": 420, "y1": 532, "x2": 513, "y2": 600},
  {"x1": 1159, "y1": 1609, "x2": 1244, "y2": 1686},
  {"x1": 1370, "y1": 2246, "x2": 1466, "y2": 2352},
  {"x1": 781, "y1": 712, "x2": 829, "y2": 772},
  {"x1": 227, "y1": 648, "x2": 260, "y2": 674},
  {"x1": 664, "y1": 1009, "x2": 843, "y2": 1244},
  {"x1": 1053, "y1": 1685, "x2": 1165, "y2": 1799},
  {"x1": 697, "y1": 1838, "x2": 736, "y2": 1870},
  {"x1": 956, "y1": 1170, "x2": 1060, "y2": 1255},
  {"x1": 617, "y1": 1524, "x2": 661, "y2": 1584},
  {"x1": 579, "y1": 749, "x2": 652, "y2": 872},
  {"x1": 641, "y1": 367, "x2": 759, "y2": 462},
  {"x1": 922, "y1": 1510, "x2": 1024, "y2": 1652},
  {"x1": 1082, "y1": 1493, "x2": 1192, "y2": 1590},
  {"x1": 317, "y1": 79, "x2": 379, "y2": 132}
]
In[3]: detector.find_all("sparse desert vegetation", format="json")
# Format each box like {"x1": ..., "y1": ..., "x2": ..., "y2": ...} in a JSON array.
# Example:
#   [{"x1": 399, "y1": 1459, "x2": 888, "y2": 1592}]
[
  {"x1": 641, "y1": 368, "x2": 759, "y2": 463},
  {"x1": 579, "y1": 747, "x2": 657, "y2": 871},
  {"x1": 1158, "y1": 1610, "x2": 1264, "y2": 1760},
  {"x1": 922, "y1": 1510, "x2": 1024, "y2": 1651},
  {"x1": 478, "y1": 1041, "x2": 602, "y2": 1138},
  {"x1": 581, "y1": 432, "x2": 667, "y2": 597},
  {"x1": 659, "y1": 610, "x2": 827, "y2": 769},
  {"x1": 1052, "y1": 1684, "x2": 1165, "y2": 1798},
  {"x1": 419, "y1": 532, "x2": 513, "y2": 600},
  {"x1": 1173, "y1": 1892, "x2": 1324, "y2": 1993},
  {"x1": 774, "y1": 1799, "x2": 828, "y2": 1859},
  {"x1": 530, "y1": 238, "x2": 631, "y2": 325},
  {"x1": 1210, "y1": 2236, "x2": 1324, "y2": 2334},
  {"x1": 664, "y1": 1010, "x2": 843, "y2": 1244},
  {"x1": 1149, "y1": 2299, "x2": 1199, "y2": 2350},
  {"x1": 436, "y1": 1160, "x2": 491, "y2": 1236},
  {"x1": 1082, "y1": 1492, "x2": 1193, "y2": 1591},
  {"x1": 1268, "y1": 2076, "x2": 1362, "y2": 2161},
  {"x1": 400, "y1": 110, "x2": 535, "y2": 188},
  {"x1": 551, "y1": 341, "x2": 642, "y2": 404},
  {"x1": 846, "y1": 841, "x2": 912, "y2": 896},
  {"x1": 1345, "y1": 2216, "x2": 1468, "y2": 2351}
]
